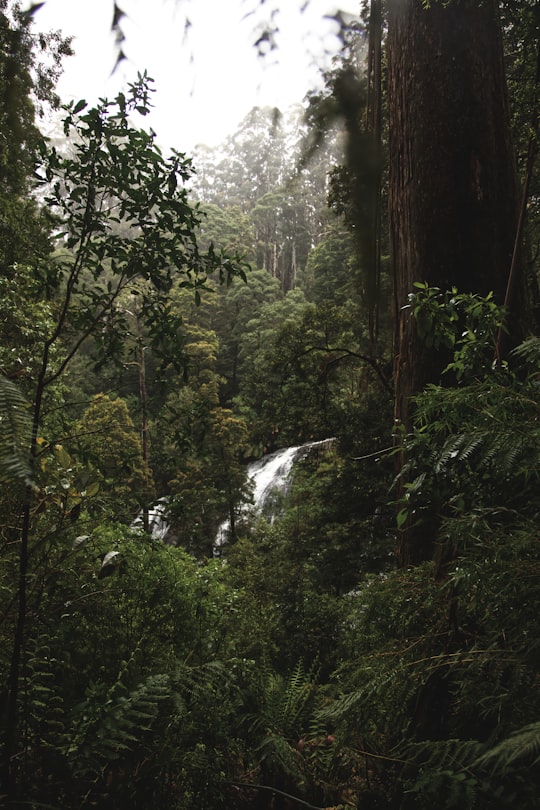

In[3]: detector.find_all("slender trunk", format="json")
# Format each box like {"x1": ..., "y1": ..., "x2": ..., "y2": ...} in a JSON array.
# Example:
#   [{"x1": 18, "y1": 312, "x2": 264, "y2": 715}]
[
  {"x1": 367, "y1": 0, "x2": 383, "y2": 344},
  {"x1": 3, "y1": 345, "x2": 48, "y2": 798},
  {"x1": 136, "y1": 316, "x2": 150, "y2": 534},
  {"x1": 2, "y1": 169, "x2": 99, "y2": 795}
]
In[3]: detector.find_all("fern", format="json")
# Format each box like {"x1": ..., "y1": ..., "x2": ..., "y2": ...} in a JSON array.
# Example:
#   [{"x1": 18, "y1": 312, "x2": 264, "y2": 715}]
[
  {"x1": 172, "y1": 658, "x2": 230, "y2": 710},
  {"x1": 510, "y1": 335, "x2": 540, "y2": 369},
  {"x1": 0, "y1": 374, "x2": 33, "y2": 486},
  {"x1": 401, "y1": 725, "x2": 540, "y2": 808},
  {"x1": 397, "y1": 370, "x2": 540, "y2": 543},
  {"x1": 67, "y1": 672, "x2": 171, "y2": 777},
  {"x1": 236, "y1": 662, "x2": 324, "y2": 793},
  {"x1": 242, "y1": 661, "x2": 317, "y2": 741},
  {"x1": 402, "y1": 737, "x2": 483, "y2": 773},
  {"x1": 15, "y1": 633, "x2": 68, "y2": 799},
  {"x1": 472, "y1": 722, "x2": 540, "y2": 773},
  {"x1": 257, "y1": 730, "x2": 304, "y2": 780},
  {"x1": 318, "y1": 662, "x2": 411, "y2": 727},
  {"x1": 401, "y1": 739, "x2": 484, "y2": 808}
]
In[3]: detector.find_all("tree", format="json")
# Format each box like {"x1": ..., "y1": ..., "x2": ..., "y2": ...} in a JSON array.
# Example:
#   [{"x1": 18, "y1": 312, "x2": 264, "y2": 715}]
[
  {"x1": 238, "y1": 296, "x2": 391, "y2": 450},
  {"x1": 192, "y1": 106, "x2": 288, "y2": 211},
  {"x1": 74, "y1": 393, "x2": 154, "y2": 522},
  {"x1": 190, "y1": 103, "x2": 342, "y2": 296},
  {"x1": 159, "y1": 318, "x2": 250, "y2": 556},
  {"x1": 213, "y1": 268, "x2": 282, "y2": 404},
  {"x1": 304, "y1": 226, "x2": 357, "y2": 306},
  {"x1": 0, "y1": 2, "x2": 71, "y2": 276},
  {"x1": 0, "y1": 0, "x2": 71, "y2": 194},
  {"x1": 386, "y1": 0, "x2": 529, "y2": 564},
  {"x1": 2, "y1": 75, "x2": 245, "y2": 798},
  {"x1": 197, "y1": 202, "x2": 257, "y2": 261}
]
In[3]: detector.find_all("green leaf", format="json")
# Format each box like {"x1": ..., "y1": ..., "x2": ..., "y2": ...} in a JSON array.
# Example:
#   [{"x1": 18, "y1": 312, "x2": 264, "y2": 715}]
[
  {"x1": 73, "y1": 99, "x2": 87, "y2": 114},
  {"x1": 397, "y1": 508, "x2": 409, "y2": 529}
]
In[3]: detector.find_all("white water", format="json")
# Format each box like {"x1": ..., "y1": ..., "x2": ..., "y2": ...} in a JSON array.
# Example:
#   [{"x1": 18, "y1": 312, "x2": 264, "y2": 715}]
[
  {"x1": 135, "y1": 439, "x2": 335, "y2": 547},
  {"x1": 215, "y1": 438, "x2": 335, "y2": 548},
  {"x1": 131, "y1": 498, "x2": 170, "y2": 541}
]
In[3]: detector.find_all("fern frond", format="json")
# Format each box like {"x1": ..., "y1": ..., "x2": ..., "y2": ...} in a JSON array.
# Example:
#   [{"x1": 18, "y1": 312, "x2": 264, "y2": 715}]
[
  {"x1": 0, "y1": 375, "x2": 33, "y2": 486},
  {"x1": 402, "y1": 737, "x2": 482, "y2": 772},
  {"x1": 25, "y1": 635, "x2": 67, "y2": 753},
  {"x1": 172, "y1": 659, "x2": 230, "y2": 704},
  {"x1": 68, "y1": 672, "x2": 171, "y2": 773},
  {"x1": 257, "y1": 731, "x2": 304, "y2": 780},
  {"x1": 511, "y1": 336, "x2": 540, "y2": 370},
  {"x1": 280, "y1": 662, "x2": 316, "y2": 734},
  {"x1": 472, "y1": 722, "x2": 540, "y2": 773},
  {"x1": 318, "y1": 660, "x2": 413, "y2": 727},
  {"x1": 455, "y1": 433, "x2": 485, "y2": 464}
]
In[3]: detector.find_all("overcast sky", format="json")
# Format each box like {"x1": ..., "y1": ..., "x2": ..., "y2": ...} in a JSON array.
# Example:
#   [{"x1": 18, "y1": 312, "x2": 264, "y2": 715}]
[{"x1": 30, "y1": 0, "x2": 360, "y2": 152}]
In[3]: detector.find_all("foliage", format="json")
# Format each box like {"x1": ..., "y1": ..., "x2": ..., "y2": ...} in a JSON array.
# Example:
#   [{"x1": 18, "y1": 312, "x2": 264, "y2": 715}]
[
  {"x1": 74, "y1": 392, "x2": 154, "y2": 522},
  {"x1": 154, "y1": 319, "x2": 250, "y2": 555},
  {"x1": 1, "y1": 72, "x2": 248, "y2": 801},
  {"x1": 0, "y1": 375, "x2": 32, "y2": 486},
  {"x1": 395, "y1": 292, "x2": 539, "y2": 542},
  {"x1": 191, "y1": 103, "x2": 343, "y2": 295},
  {"x1": 235, "y1": 660, "x2": 354, "y2": 809},
  {"x1": 282, "y1": 432, "x2": 395, "y2": 593},
  {"x1": 0, "y1": 0, "x2": 72, "y2": 194},
  {"x1": 197, "y1": 201, "x2": 256, "y2": 262},
  {"x1": 2, "y1": 0, "x2": 539, "y2": 803},
  {"x1": 37, "y1": 74, "x2": 244, "y2": 380},
  {"x1": 224, "y1": 527, "x2": 348, "y2": 678},
  {"x1": 0, "y1": 263, "x2": 59, "y2": 391},
  {"x1": 320, "y1": 308, "x2": 540, "y2": 808},
  {"x1": 406, "y1": 282, "x2": 506, "y2": 380},
  {"x1": 215, "y1": 269, "x2": 282, "y2": 408},
  {"x1": 328, "y1": 521, "x2": 540, "y2": 807},
  {"x1": 0, "y1": 520, "x2": 246, "y2": 807},
  {"x1": 304, "y1": 225, "x2": 357, "y2": 306},
  {"x1": 240, "y1": 298, "x2": 390, "y2": 449}
]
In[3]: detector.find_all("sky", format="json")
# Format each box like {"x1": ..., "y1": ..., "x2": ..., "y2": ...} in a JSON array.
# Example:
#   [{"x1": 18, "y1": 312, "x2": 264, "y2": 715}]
[{"x1": 29, "y1": 0, "x2": 361, "y2": 153}]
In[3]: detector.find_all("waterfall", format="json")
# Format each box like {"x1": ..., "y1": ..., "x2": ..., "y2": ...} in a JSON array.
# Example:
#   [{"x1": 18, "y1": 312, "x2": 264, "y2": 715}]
[
  {"x1": 131, "y1": 498, "x2": 170, "y2": 541},
  {"x1": 215, "y1": 438, "x2": 335, "y2": 549},
  {"x1": 134, "y1": 439, "x2": 335, "y2": 548}
]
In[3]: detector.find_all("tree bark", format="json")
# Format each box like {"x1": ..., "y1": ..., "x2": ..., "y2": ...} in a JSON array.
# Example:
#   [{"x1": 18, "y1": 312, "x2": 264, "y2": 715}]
[{"x1": 386, "y1": 0, "x2": 525, "y2": 564}]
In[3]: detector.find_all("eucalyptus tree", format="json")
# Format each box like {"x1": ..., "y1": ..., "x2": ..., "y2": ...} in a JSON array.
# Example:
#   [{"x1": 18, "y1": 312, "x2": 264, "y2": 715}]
[
  {"x1": 386, "y1": 0, "x2": 530, "y2": 563},
  {"x1": 192, "y1": 106, "x2": 289, "y2": 210},
  {"x1": 213, "y1": 268, "x2": 282, "y2": 402},
  {"x1": 196, "y1": 201, "x2": 257, "y2": 261},
  {"x1": 191, "y1": 103, "x2": 342, "y2": 295}
]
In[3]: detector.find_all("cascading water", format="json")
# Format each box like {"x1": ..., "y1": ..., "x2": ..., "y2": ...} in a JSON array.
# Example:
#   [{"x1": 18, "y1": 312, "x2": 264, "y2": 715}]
[
  {"x1": 135, "y1": 439, "x2": 335, "y2": 547},
  {"x1": 215, "y1": 438, "x2": 335, "y2": 549},
  {"x1": 131, "y1": 498, "x2": 170, "y2": 541}
]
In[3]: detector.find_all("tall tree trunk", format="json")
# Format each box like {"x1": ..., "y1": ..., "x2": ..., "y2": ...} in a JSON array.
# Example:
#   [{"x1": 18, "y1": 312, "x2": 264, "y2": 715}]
[{"x1": 386, "y1": 0, "x2": 525, "y2": 564}]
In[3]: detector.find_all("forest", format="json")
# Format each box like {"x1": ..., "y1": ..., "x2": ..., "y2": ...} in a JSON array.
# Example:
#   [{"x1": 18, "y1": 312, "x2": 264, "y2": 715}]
[{"x1": 1, "y1": 0, "x2": 540, "y2": 807}]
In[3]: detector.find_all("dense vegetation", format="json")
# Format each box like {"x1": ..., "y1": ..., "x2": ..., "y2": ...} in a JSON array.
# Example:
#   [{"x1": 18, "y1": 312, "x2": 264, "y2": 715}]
[{"x1": 1, "y1": 1, "x2": 539, "y2": 808}]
